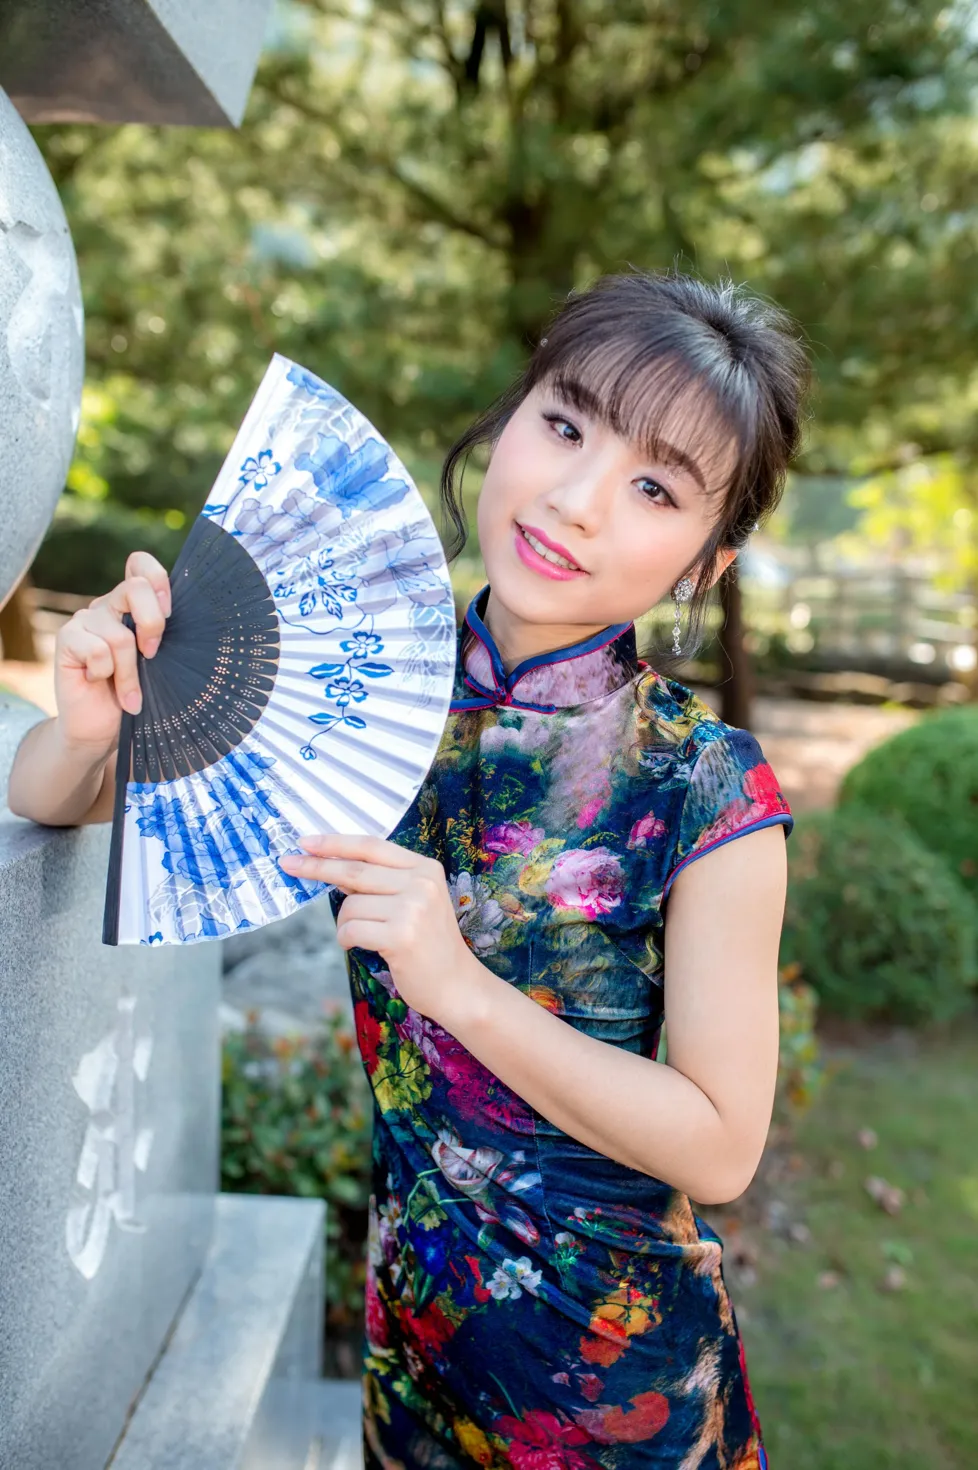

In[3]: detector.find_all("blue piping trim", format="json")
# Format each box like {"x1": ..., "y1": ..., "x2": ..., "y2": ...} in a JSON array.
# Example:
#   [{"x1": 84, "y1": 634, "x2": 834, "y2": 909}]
[
  {"x1": 461, "y1": 584, "x2": 633, "y2": 706},
  {"x1": 663, "y1": 813, "x2": 794, "y2": 901}
]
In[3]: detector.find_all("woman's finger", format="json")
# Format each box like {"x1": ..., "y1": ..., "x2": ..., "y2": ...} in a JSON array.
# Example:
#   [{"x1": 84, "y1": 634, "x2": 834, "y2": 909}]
[
  {"x1": 125, "y1": 551, "x2": 172, "y2": 616},
  {"x1": 73, "y1": 609, "x2": 143, "y2": 712},
  {"x1": 100, "y1": 574, "x2": 168, "y2": 657},
  {"x1": 334, "y1": 917, "x2": 386, "y2": 953},
  {"x1": 60, "y1": 625, "x2": 117, "y2": 686},
  {"x1": 336, "y1": 893, "x2": 397, "y2": 924},
  {"x1": 278, "y1": 852, "x2": 405, "y2": 892},
  {"x1": 297, "y1": 833, "x2": 423, "y2": 868}
]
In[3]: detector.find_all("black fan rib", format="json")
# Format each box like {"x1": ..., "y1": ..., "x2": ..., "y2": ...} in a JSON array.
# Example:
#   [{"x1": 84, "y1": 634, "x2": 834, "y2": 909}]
[
  {"x1": 103, "y1": 516, "x2": 280, "y2": 945},
  {"x1": 130, "y1": 516, "x2": 279, "y2": 782}
]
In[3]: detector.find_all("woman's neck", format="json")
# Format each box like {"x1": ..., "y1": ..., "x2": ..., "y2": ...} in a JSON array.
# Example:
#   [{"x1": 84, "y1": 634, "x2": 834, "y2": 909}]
[{"x1": 481, "y1": 590, "x2": 611, "y2": 675}]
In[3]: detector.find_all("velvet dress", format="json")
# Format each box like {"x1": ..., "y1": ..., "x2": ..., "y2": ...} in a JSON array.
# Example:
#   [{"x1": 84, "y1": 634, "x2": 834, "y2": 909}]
[{"x1": 332, "y1": 587, "x2": 793, "y2": 1469}]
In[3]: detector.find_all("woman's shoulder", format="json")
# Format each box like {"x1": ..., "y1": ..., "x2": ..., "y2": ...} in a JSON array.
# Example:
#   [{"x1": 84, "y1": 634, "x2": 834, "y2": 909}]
[
  {"x1": 633, "y1": 669, "x2": 744, "y2": 761},
  {"x1": 630, "y1": 669, "x2": 790, "y2": 832}
]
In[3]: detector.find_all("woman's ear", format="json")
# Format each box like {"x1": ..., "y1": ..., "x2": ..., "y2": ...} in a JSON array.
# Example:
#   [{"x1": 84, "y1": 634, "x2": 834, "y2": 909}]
[{"x1": 704, "y1": 547, "x2": 737, "y2": 590}]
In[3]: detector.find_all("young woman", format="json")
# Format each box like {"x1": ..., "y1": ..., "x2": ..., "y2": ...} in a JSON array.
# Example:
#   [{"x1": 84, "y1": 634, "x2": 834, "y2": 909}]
[{"x1": 9, "y1": 271, "x2": 809, "y2": 1468}]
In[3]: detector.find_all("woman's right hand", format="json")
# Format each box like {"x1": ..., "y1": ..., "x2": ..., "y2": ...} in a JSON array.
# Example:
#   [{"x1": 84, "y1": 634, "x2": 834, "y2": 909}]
[{"x1": 54, "y1": 551, "x2": 172, "y2": 753}]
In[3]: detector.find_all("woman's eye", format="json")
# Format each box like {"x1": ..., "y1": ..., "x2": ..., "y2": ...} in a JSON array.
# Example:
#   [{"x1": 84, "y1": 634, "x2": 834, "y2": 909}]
[
  {"x1": 543, "y1": 413, "x2": 582, "y2": 445},
  {"x1": 637, "y1": 478, "x2": 675, "y2": 506}
]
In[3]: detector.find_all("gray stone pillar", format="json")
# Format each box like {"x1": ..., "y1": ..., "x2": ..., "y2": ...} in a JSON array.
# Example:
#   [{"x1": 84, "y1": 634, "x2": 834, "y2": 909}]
[{"x1": 0, "y1": 89, "x2": 84, "y2": 613}]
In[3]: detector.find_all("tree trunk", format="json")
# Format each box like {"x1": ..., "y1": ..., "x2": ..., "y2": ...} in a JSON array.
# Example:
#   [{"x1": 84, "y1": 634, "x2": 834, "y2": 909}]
[
  {"x1": 0, "y1": 575, "x2": 39, "y2": 663},
  {"x1": 717, "y1": 566, "x2": 754, "y2": 730}
]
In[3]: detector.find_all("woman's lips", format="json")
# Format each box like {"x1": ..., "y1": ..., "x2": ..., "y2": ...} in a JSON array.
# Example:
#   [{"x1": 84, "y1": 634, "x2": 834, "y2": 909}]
[{"x1": 513, "y1": 523, "x2": 588, "y2": 581}]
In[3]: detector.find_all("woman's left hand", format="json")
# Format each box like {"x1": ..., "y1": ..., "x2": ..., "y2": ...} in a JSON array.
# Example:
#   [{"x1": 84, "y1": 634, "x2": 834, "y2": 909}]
[{"x1": 278, "y1": 834, "x2": 480, "y2": 1029}]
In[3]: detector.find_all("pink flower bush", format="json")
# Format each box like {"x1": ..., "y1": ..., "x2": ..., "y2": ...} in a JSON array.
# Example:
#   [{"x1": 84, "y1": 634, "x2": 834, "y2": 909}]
[
  {"x1": 545, "y1": 848, "x2": 625, "y2": 919},
  {"x1": 627, "y1": 811, "x2": 667, "y2": 849}
]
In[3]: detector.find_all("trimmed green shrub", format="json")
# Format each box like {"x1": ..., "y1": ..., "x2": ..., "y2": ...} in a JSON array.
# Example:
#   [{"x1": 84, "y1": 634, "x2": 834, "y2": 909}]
[
  {"x1": 781, "y1": 806, "x2": 978, "y2": 1023},
  {"x1": 221, "y1": 1009, "x2": 372, "y2": 1328},
  {"x1": 839, "y1": 705, "x2": 978, "y2": 895}
]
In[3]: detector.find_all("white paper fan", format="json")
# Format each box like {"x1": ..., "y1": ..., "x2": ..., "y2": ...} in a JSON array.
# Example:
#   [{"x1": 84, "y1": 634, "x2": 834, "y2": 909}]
[{"x1": 102, "y1": 354, "x2": 457, "y2": 946}]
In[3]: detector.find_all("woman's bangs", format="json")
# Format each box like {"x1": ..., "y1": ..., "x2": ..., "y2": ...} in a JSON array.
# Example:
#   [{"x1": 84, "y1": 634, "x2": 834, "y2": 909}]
[{"x1": 536, "y1": 335, "x2": 751, "y2": 497}]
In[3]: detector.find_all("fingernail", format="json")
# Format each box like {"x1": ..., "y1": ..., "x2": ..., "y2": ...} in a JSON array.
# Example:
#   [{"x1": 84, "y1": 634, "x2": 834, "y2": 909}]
[
  {"x1": 144, "y1": 637, "x2": 160, "y2": 659},
  {"x1": 123, "y1": 691, "x2": 143, "y2": 715}
]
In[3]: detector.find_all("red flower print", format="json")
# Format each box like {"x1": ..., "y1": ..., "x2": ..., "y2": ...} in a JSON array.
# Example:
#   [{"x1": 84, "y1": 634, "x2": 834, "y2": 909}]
[
  {"x1": 401, "y1": 1301, "x2": 456, "y2": 1361},
  {"x1": 743, "y1": 761, "x2": 787, "y2": 813},
  {"x1": 573, "y1": 1391, "x2": 670, "y2": 1445},
  {"x1": 354, "y1": 999, "x2": 383, "y2": 1074},
  {"x1": 364, "y1": 1258, "x2": 389, "y2": 1349},
  {"x1": 579, "y1": 1332, "x2": 625, "y2": 1367},
  {"x1": 492, "y1": 1409, "x2": 602, "y2": 1470},
  {"x1": 463, "y1": 1253, "x2": 493, "y2": 1303}
]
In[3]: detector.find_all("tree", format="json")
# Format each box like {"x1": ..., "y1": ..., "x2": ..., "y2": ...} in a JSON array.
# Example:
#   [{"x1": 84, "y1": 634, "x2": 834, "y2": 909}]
[{"x1": 31, "y1": 0, "x2": 978, "y2": 710}]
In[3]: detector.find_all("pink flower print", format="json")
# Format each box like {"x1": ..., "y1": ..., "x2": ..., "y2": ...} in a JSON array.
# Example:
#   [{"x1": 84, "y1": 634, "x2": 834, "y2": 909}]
[
  {"x1": 575, "y1": 770, "x2": 612, "y2": 829},
  {"x1": 545, "y1": 847, "x2": 625, "y2": 919},
  {"x1": 627, "y1": 811, "x2": 667, "y2": 850},
  {"x1": 576, "y1": 796, "x2": 606, "y2": 830},
  {"x1": 485, "y1": 821, "x2": 545, "y2": 855}
]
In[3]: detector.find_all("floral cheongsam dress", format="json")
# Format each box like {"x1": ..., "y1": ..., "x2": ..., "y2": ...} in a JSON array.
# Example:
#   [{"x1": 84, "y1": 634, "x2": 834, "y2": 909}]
[{"x1": 331, "y1": 587, "x2": 793, "y2": 1470}]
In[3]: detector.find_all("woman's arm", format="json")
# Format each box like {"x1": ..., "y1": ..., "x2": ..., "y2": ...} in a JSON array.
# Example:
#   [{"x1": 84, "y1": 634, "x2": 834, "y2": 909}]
[
  {"x1": 6, "y1": 722, "x2": 118, "y2": 826},
  {"x1": 280, "y1": 823, "x2": 787, "y2": 1205},
  {"x1": 445, "y1": 826, "x2": 785, "y2": 1204},
  {"x1": 5, "y1": 551, "x2": 169, "y2": 827}
]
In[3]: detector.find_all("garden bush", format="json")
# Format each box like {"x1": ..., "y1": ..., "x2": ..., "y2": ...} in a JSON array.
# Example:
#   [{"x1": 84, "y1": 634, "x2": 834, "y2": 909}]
[
  {"x1": 30, "y1": 499, "x2": 186, "y2": 597},
  {"x1": 221, "y1": 1009, "x2": 372, "y2": 1331},
  {"x1": 775, "y1": 963, "x2": 825, "y2": 1116},
  {"x1": 781, "y1": 805, "x2": 978, "y2": 1023},
  {"x1": 839, "y1": 705, "x2": 978, "y2": 896}
]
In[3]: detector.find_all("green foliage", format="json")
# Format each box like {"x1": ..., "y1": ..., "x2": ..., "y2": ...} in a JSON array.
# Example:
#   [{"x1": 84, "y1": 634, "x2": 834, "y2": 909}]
[
  {"x1": 775, "y1": 964, "x2": 826, "y2": 1117},
  {"x1": 781, "y1": 806, "x2": 978, "y2": 1023},
  {"x1": 26, "y1": 0, "x2": 978, "y2": 593},
  {"x1": 221, "y1": 1010, "x2": 373, "y2": 1325},
  {"x1": 839, "y1": 706, "x2": 978, "y2": 894},
  {"x1": 30, "y1": 496, "x2": 186, "y2": 595}
]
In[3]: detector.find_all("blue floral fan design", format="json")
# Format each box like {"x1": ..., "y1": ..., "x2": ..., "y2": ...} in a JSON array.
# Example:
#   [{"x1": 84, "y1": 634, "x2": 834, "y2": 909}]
[{"x1": 102, "y1": 355, "x2": 457, "y2": 946}]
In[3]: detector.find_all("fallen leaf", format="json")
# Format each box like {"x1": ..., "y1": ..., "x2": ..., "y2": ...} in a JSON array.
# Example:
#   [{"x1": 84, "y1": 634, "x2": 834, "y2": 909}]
[
  {"x1": 788, "y1": 1221, "x2": 812, "y2": 1245},
  {"x1": 864, "y1": 1175, "x2": 905, "y2": 1215},
  {"x1": 818, "y1": 1270, "x2": 841, "y2": 1289},
  {"x1": 880, "y1": 1265, "x2": 907, "y2": 1292},
  {"x1": 857, "y1": 1127, "x2": 878, "y2": 1150}
]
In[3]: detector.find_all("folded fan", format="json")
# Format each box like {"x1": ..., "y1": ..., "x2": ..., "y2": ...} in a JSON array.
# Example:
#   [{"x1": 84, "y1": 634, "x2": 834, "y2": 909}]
[{"x1": 102, "y1": 354, "x2": 457, "y2": 946}]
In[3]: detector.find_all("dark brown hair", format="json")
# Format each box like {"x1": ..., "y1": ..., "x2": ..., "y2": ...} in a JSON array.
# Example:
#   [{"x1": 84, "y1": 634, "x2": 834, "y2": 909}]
[{"x1": 440, "y1": 268, "x2": 811, "y2": 652}]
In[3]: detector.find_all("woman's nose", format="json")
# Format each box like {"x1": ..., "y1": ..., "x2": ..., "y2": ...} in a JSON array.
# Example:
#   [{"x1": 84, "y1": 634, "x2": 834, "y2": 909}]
[{"x1": 543, "y1": 467, "x2": 609, "y2": 535}]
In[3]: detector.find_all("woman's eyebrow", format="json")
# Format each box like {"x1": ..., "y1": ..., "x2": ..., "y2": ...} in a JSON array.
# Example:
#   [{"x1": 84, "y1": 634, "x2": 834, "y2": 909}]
[
  {"x1": 548, "y1": 375, "x2": 708, "y2": 492},
  {"x1": 650, "y1": 440, "x2": 707, "y2": 493}
]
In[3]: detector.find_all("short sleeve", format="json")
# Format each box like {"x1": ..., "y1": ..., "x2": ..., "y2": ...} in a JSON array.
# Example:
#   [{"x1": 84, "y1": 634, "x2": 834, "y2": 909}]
[{"x1": 663, "y1": 728, "x2": 792, "y2": 899}]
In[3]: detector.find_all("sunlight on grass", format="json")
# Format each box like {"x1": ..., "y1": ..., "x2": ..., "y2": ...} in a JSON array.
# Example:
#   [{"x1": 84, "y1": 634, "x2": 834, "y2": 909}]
[{"x1": 740, "y1": 1017, "x2": 978, "y2": 1470}]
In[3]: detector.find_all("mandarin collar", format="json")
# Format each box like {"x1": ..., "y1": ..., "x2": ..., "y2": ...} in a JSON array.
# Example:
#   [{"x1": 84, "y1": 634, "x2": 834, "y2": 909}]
[{"x1": 451, "y1": 586, "x2": 639, "y2": 714}]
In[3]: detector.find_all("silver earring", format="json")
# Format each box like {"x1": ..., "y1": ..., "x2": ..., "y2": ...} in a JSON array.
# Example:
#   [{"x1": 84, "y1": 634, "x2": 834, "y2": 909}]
[{"x1": 672, "y1": 578, "x2": 694, "y2": 657}]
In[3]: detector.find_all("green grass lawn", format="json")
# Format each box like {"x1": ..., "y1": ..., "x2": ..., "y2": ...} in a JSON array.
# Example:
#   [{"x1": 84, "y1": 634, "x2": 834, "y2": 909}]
[{"x1": 733, "y1": 1015, "x2": 978, "y2": 1469}]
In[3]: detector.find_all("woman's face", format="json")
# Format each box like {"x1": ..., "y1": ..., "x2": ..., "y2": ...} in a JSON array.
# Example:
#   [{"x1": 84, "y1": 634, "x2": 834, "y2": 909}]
[{"x1": 476, "y1": 379, "x2": 737, "y2": 659}]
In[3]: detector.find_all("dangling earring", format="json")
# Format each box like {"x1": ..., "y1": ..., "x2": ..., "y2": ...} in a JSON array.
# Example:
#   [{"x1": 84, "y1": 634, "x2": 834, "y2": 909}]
[{"x1": 672, "y1": 578, "x2": 694, "y2": 657}]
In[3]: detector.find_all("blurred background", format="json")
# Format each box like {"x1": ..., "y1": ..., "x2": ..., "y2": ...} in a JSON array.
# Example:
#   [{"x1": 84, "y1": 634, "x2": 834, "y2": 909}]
[{"x1": 2, "y1": 3, "x2": 976, "y2": 1465}]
